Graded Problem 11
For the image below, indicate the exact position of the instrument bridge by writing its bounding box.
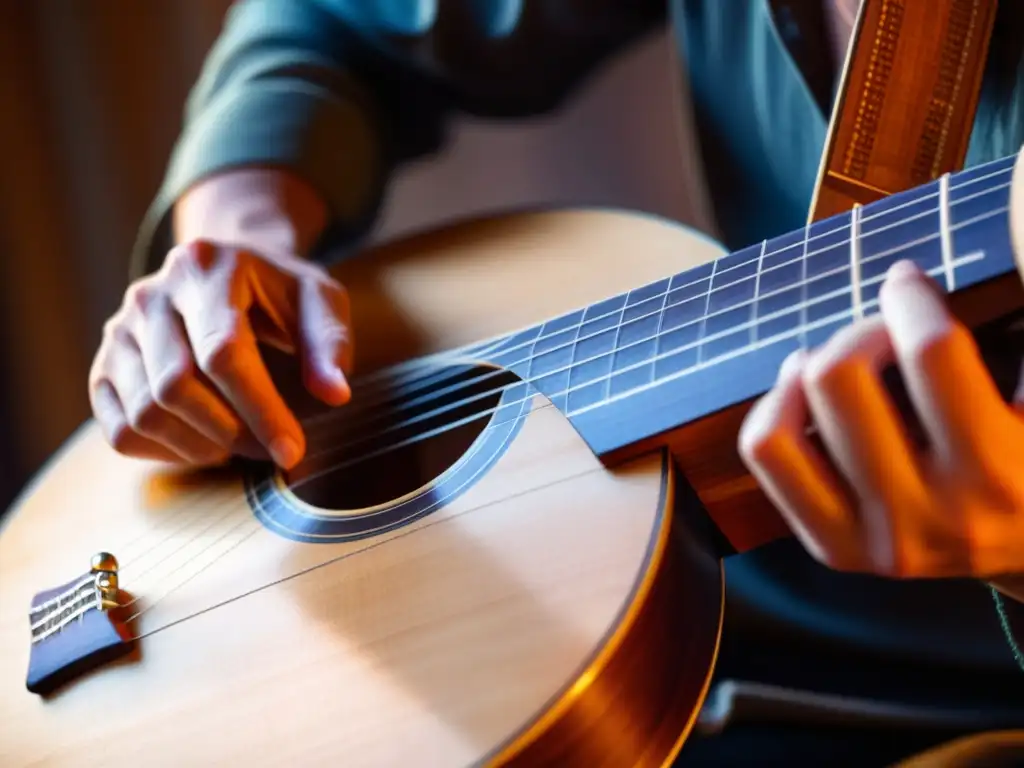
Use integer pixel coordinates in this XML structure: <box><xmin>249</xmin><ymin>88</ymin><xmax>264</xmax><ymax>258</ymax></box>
<box><xmin>26</xmin><ymin>552</ymin><xmax>134</xmax><ymax>695</ymax></box>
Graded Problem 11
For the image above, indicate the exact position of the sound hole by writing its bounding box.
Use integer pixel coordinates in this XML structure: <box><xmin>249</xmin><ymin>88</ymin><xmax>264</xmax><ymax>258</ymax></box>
<box><xmin>285</xmin><ymin>364</ymin><xmax>520</xmax><ymax>511</ymax></box>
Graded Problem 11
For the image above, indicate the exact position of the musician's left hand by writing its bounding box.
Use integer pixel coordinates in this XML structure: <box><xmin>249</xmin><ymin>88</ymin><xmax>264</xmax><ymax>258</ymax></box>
<box><xmin>738</xmin><ymin>146</ymin><xmax>1024</xmax><ymax>596</ymax></box>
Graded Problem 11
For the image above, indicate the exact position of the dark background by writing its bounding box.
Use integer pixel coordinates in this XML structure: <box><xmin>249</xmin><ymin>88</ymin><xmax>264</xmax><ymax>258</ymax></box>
<box><xmin>0</xmin><ymin>1</ymin><xmax>233</xmax><ymax>515</ymax></box>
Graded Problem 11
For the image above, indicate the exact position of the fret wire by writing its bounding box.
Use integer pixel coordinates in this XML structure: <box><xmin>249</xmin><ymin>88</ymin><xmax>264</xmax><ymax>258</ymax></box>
<box><xmin>750</xmin><ymin>238</ymin><xmax>767</xmax><ymax>344</ymax></box>
<box><xmin>696</xmin><ymin>257</ymin><xmax>719</xmax><ymax>364</ymax></box>
<box><xmin>499</xmin><ymin>196</ymin><xmax>1012</xmax><ymax>410</ymax></box>
<box><xmin>513</xmin><ymin>198</ymin><xmax>1010</xmax><ymax>417</ymax></box>
<box><xmin>487</xmin><ymin>226</ymin><xmax>996</xmax><ymax>427</ymax></box>
<box><xmin>668</xmin><ymin>160</ymin><xmax>1012</xmax><ymax>311</ymax></box>
<box><xmin>555</xmin><ymin>205</ymin><xmax>1006</xmax><ymax>412</ymax></box>
<box><xmin>607</xmin><ymin>289</ymin><xmax>633</xmax><ymax>400</ymax></box>
<box><xmin>669</xmin><ymin>175</ymin><xmax>1007</xmax><ymax>320</ymax></box>
<box><xmin>359</xmin><ymin>246</ymin><xmax>990</xmax><ymax>453</ymax></box>
<box><xmin>526</xmin><ymin>321</ymin><xmax>546</xmax><ymax>382</ymax></box>
<box><xmin>49</xmin><ymin>158</ymin><xmax>1017</xmax><ymax>644</ymax></box>
<box><xmin>370</xmin><ymin>158</ymin><xmax>1014</xmax><ymax>389</ymax></box>
<box><xmin>313</xmin><ymin>165</ymin><xmax>1015</xmax><ymax>461</ymax></box>
<box><xmin>568</xmin><ymin>308</ymin><xmax>585</xmax><ymax>384</ymax></box>
<box><xmin>341</xmin><ymin>253</ymin><xmax>986</xmax><ymax>456</ymax></box>
<box><xmin>241</xmin><ymin>212</ymin><xmax>1004</xmax><ymax>493</ymax></box>
<box><xmin>565</xmin><ymin>249</ymin><xmax>990</xmax><ymax>418</ymax></box>
<box><xmin>652</xmin><ymin>277</ymin><xmax>672</xmax><ymax>384</ymax></box>
<box><xmin>939</xmin><ymin>172</ymin><xmax>956</xmax><ymax>291</ymax></box>
<box><xmin>850</xmin><ymin>204</ymin><xmax>864</xmax><ymax>320</ymax></box>
<box><xmin>339</xmin><ymin>160</ymin><xmax>1013</xmax><ymax>432</ymax></box>
<box><xmin>566</xmin><ymin>179</ymin><xmax>1009</xmax><ymax>378</ymax></box>
<box><xmin>487</xmin><ymin>167</ymin><xmax>1014</xmax><ymax>379</ymax></box>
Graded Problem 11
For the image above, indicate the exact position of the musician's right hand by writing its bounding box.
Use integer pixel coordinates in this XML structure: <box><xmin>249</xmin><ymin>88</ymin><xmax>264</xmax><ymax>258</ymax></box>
<box><xmin>88</xmin><ymin>170</ymin><xmax>347</xmax><ymax>471</ymax></box>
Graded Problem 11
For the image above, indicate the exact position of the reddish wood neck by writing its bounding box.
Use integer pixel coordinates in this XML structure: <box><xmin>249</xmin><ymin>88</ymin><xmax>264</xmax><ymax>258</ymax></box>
<box><xmin>808</xmin><ymin>0</ymin><xmax>997</xmax><ymax>221</ymax></box>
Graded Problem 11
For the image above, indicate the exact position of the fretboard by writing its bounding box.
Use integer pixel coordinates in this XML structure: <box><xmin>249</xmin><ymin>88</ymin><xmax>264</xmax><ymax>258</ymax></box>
<box><xmin>482</xmin><ymin>152</ymin><xmax>1018</xmax><ymax>456</ymax></box>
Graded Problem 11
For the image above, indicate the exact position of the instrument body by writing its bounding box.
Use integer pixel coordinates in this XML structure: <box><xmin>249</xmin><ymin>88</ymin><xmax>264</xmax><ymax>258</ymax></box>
<box><xmin>4</xmin><ymin>3</ymin><xmax>1019</xmax><ymax>763</ymax></box>
<box><xmin>2</xmin><ymin>148</ymin><xmax>1022</xmax><ymax>763</ymax></box>
<box><xmin>0</xmin><ymin>210</ymin><xmax>728</xmax><ymax>767</ymax></box>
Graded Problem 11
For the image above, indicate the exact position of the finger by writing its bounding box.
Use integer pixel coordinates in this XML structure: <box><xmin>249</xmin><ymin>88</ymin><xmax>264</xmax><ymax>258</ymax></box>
<box><xmin>801</xmin><ymin>314</ymin><xmax>926</xmax><ymax>519</ymax></box>
<box><xmin>1010</xmin><ymin>143</ymin><xmax>1024</xmax><ymax>289</ymax></box>
<box><xmin>298</xmin><ymin>277</ymin><xmax>353</xmax><ymax>406</ymax></box>
<box><xmin>90</xmin><ymin>378</ymin><xmax>182</xmax><ymax>463</ymax></box>
<box><xmin>879</xmin><ymin>259</ymin><xmax>1013</xmax><ymax>465</ymax></box>
<box><xmin>168</xmin><ymin>244</ymin><xmax>305</xmax><ymax>468</ymax></box>
<box><xmin>739</xmin><ymin>349</ymin><xmax>861</xmax><ymax>569</ymax></box>
<box><xmin>106</xmin><ymin>333</ymin><xmax>231</xmax><ymax>465</ymax></box>
<box><xmin>128</xmin><ymin>289</ymin><xmax>243</xmax><ymax>449</ymax></box>
<box><xmin>1016</xmin><ymin>359</ymin><xmax>1024</xmax><ymax>411</ymax></box>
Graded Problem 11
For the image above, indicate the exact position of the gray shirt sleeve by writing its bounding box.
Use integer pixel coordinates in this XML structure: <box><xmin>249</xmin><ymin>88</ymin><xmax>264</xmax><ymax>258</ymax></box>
<box><xmin>129</xmin><ymin>0</ymin><xmax>665</xmax><ymax>278</ymax></box>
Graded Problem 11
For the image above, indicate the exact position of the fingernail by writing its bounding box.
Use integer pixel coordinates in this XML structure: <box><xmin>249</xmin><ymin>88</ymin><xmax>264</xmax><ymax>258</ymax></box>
<box><xmin>323</xmin><ymin>364</ymin><xmax>351</xmax><ymax>404</ymax></box>
<box><xmin>328</xmin><ymin>364</ymin><xmax>349</xmax><ymax>388</ymax></box>
<box><xmin>887</xmin><ymin>259</ymin><xmax>922</xmax><ymax>281</ymax></box>
<box><xmin>779</xmin><ymin>348</ymin><xmax>807</xmax><ymax>381</ymax></box>
<box><xmin>269</xmin><ymin>435</ymin><xmax>302</xmax><ymax>469</ymax></box>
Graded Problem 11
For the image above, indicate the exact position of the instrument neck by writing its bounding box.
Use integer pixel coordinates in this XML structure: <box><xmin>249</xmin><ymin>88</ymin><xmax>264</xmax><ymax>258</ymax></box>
<box><xmin>479</xmin><ymin>153</ymin><xmax>1019</xmax><ymax>553</ymax></box>
<box><xmin>563</xmin><ymin>155</ymin><xmax>1016</xmax><ymax>439</ymax></box>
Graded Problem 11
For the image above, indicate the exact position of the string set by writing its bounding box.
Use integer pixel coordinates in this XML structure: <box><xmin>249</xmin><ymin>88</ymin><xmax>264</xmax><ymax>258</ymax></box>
<box><xmin>297</xmin><ymin>171</ymin><xmax>1012</xmax><ymax>453</ymax></box>
<box><xmin>50</xmin><ymin>156</ymin><xmax>1015</xmax><ymax>640</ymax></box>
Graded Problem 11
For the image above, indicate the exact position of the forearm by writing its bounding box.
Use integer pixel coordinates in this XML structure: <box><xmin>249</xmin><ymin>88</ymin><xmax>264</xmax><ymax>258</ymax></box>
<box><xmin>173</xmin><ymin>168</ymin><xmax>329</xmax><ymax>258</ymax></box>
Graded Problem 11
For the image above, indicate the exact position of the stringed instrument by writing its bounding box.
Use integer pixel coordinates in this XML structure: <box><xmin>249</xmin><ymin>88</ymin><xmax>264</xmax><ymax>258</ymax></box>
<box><xmin>1</xmin><ymin>2</ymin><xmax>1019</xmax><ymax>766</ymax></box>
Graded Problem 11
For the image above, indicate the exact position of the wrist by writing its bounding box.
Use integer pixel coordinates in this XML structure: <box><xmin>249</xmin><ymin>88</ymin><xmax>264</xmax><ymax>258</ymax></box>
<box><xmin>172</xmin><ymin>167</ymin><xmax>329</xmax><ymax>259</ymax></box>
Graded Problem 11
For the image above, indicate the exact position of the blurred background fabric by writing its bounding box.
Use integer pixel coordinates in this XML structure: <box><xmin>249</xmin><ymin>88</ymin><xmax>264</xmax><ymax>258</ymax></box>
<box><xmin>0</xmin><ymin>0</ymin><xmax>715</xmax><ymax>516</ymax></box>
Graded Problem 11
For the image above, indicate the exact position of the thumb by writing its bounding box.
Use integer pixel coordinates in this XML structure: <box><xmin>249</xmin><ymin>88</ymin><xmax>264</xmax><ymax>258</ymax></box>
<box><xmin>298</xmin><ymin>277</ymin><xmax>353</xmax><ymax>406</ymax></box>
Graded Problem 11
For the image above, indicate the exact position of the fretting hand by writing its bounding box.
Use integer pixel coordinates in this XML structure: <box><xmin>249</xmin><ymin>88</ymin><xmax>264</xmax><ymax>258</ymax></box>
<box><xmin>739</xmin><ymin>145</ymin><xmax>1024</xmax><ymax>586</ymax></box>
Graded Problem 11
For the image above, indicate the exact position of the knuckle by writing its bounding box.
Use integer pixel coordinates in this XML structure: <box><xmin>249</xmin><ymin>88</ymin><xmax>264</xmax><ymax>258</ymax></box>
<box><xmin>801</xmin><ymin>347</ymin><xmax>843</xmax><ymax>391</ymax></box>
<box><xmin>800</xmin><ymin>529</ymin><xmax>864</xmax><ymax>573</ymax></box>
<box><xmin>907</xmin><ymin>322</ymin><xmax>964</xmax><ymax>369</ymax></box>
<box><xmin>167</xmin><ymin>239</ymin><xmax>217</xmax><ymax>270</ymax></box>
<box><xmin>738</xmin><ymin>419</ymin><xmax>781</xmax><ymax>468</ymax></box>
<box><xmin>165</xmin><ymin>239</ymin><xmax>244</xmax><ymax>281</ymax></box>
<box><xmin>124</xmin><ymin>280</ymin><xmax>161</xmax><ymax>314</ymax></box>
<box><xmin>195</xmin><ymin>314</ymin><xmax>247</xmax><ymax>375</ymax></box>
<box><xmin>294</xmin><ymin>258</ymin><xmax>330</xmax><ymax>281</ymax></box>
<box><xmin>323</xmin><ymin>278</ymin><xmax>350</xmax><ymax>308</ymax></box>
<box><xmin>305</xmin><ymin>271</ymin><xmax>346</xmax><ymax>301</ymax></box>
<box><xmin>124</xmin><ymin>393</ymin><xmax>162</xmax><ymax>434</ymax></box>
<box><xmin>87</xmin><ymin>364</ymin><xmax>107</xmax><ymax>394</ymax></box>
<box><xmin>317</xmin><ymin>320</ymin><xmax>351</xmax><ymax>349</ymax></box>
<box><xmin>107</xmin><ymin>423</ymin><xmax>137</xmax><ymax>456</ymax></box>
<box><xmin>102</xmin><ymin>314</ymin><xmax>126</xmax><ymax>340</ymax></box>
<box><xmin>89</xmin><ymin>338</ymin><xmax>114</xmax><ymax>380</ymax></box>
<box><xmin>105</xmin><ymin>323</ymin><xmax>133</xmax><ymax>347</ymax></box>
<box><xmin>152</xmin><ymin>361</ymin><xmax>194</xmax><ymax>406</ymax></box>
